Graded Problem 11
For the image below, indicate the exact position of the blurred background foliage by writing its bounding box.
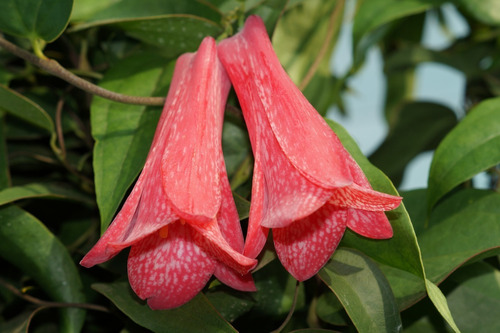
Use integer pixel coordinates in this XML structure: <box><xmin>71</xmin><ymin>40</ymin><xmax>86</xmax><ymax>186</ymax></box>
<box><xmin>0</xmin><ymin>0</ymin><xmax>499</xmax><ymax>332</ymax></box>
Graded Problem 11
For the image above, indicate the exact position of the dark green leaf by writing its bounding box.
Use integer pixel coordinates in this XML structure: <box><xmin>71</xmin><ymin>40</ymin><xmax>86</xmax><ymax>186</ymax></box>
<box><xmin>447</xmin><ymin>262</ymin><xmax>500</xmax><ymax>333</ymax></box>
<box><xmin>93</xmin><ymin>281</ymin><xmax>237</xmax><ymax>333</ymax></box>
<box><xmin>246</xmin><ymin>0</ymin><xmax>289</xmax><ymax>36</ymax></box>
<box><xmin>0</xmin><ymin>205</ymin><xmax>85</xmax><ymax>332</ymax></box>
<box><xmin>115</xmin><ymin>16</ymin><xmax>224</xmax><ymax>58</ymax></box>
<box><xmin>0</xmin><ymin>0</ymin><xmax>73</xmax><ymax>42</ymax></box>
<box><xmin>0</xmin><ymin>84</ymin><xmax>54</xmax><ymax>133</ymax></box>
<box><xmin>319</xmin><ymin>248</ymin><xmax>402</xmax><ymax>333</ymax></box>
<box><xmin>0</xmin><ymin>182</ymin><xmax>94</xmax><ymax>206</ymax></box>
<box><xmin>0</xmin><ymin>115</ymin><xmax>9</xmax><ymax>189</ymax></box>
<box><xmin>205</xmin><ymin>287</ymin><xmax>255</xmax><ymax>322</ymax></box>
<box><xmin>315</xmin><ymin>292</ymin><xmax>348</xmax><ymax>326</ymax></box>
<box><xmin>222</xmin><ymin>120</ymin><xmax>251</xmax><ymax>177</ymax></box>
<box><xmin>92</xmin><ymin>53</ymin><xmax>174</xmax><ymax>232</ymax></box>
<box><xmin>428</xmin><ymin>97</ymin><xmax>500</xmax><ymax>209</ymax></box>
<box><xmin>369</xmin><ymin>101</ymin><xmax>457</xmax><ymax>187</ymax></box>
<box><xmin>419</xmin><ymin>189</ymin><xmax>500</xmax><ymax>283</ymax></box>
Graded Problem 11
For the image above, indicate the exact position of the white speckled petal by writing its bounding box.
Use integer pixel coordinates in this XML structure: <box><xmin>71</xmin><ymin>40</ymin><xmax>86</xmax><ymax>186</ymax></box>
<box><xmin>161</xmin><ymin>37</ymin><xmax>231</xmax><ymax>223</ymax></box>
<box><xmin>273</xmin><ymin>204</ymin><xmax>348</xmax><ymax>281</ymax></box>
<box><xmin>347</xmin><ymin>209</ymin><xmax>393</xmax><ymax>239</ymax></box>
<box><xmin>128</xmin><ymin>222</ymin><xmax>216</xmax><ymax>310</ymax></box>
<box><xmin>329</xmin><ymin>184</ymin><xmax>402</xmax><ymax>211</ymax></box>
<box><xmin>218</xmin><ymin>15</ymin><xmax>352</xmax><ymax>190</ymax></box>
<box><xmin>214</xmin><ymin>156</ymin><xmax>256</xmax><ymax>290</ymax></box>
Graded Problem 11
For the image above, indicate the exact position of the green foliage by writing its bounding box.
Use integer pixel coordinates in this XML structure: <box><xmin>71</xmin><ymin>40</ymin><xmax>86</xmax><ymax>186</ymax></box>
<box><xmin>0</xmin><ymin>0</ymin><xmax>499</xmax><ymax>331</ymax></box>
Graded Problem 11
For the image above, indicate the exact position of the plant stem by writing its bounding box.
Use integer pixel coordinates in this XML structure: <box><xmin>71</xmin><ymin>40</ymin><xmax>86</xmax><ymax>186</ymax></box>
<box><xmin>0</xmin><ymin>35</ymin><xmax>166</xmax><ymax>106</ymax></box>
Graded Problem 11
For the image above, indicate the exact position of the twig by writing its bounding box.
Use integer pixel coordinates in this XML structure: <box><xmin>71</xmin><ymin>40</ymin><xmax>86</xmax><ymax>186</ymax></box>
<box><xmin>0</xmin><ymin>35</ymin><xmax>166</xmax><ymax>106</ymax></box>
<box><xmin>0</xmin><ymin>278</ymin><xmax>110</xmax><ymax>313</ymax></box>
<box><xmin>298</xmin><ymin>0</ymin><xmax>344</xmax><ymax>91</ymax></box>
<box><xmin>271</xmin><ymin>280</ymin><xmax>301</xmax><ymax>333</ymax></box>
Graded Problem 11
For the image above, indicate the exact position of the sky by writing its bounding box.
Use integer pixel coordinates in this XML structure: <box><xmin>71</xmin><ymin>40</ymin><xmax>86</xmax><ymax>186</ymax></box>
<box><xmin>327</xmin><ymin>2</ymin><xmax>472</xmax><ymax>191</ymax></box>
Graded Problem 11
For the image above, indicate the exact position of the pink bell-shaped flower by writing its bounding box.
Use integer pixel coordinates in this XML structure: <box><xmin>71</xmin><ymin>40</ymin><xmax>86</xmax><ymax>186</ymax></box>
<box><xmin>81</xmin><ymin>37</ymin><xmax>257</xmax><ymax>309</ymax></box>
<box><xmin>218</xmin><ymin>16</ymin><xmax>402</xmax><ymax>281</ymax></box>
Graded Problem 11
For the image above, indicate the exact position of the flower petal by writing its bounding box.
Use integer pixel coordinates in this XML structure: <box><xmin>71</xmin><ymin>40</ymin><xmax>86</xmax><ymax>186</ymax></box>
<box><xmin>191</xmin><ymin>219</ymin><xmax>257</xmax><ymax>275</ymax></box>
<box><xmin>329</xmin><ymin>184</ymin><xmax>402</xmax><ymax>211</ymax></box>
<box><xmin>218</xmin><ymin>15</ymin><xmax>352</xmax><ymax>190</ymax></box>
<box><xmin>347</xmin><ymin>209</ymin><xmax>393</xmax><ymax>239</ymax></box>
<box><xmin>162</xmin><ymin>37</ymin><xmax>231</xmax><ymax>223</ymax></box>
<box><xmin>128</xmin><ymin>222</ymin><xmax>216</xmax><ymax>310</ymax></box>
<box><xmin>273</xmin><ymin>204</ymin><xmax>348</xmax><ymax>281</ymax></box>
<box><xmin>214</xmin><ymin>156</ymin><xmax>256</xmax><ymax>291</ymax></box>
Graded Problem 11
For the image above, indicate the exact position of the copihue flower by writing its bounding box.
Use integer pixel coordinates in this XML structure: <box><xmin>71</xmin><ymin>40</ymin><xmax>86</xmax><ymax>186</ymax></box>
<box><xmin>81</xmin><ymin>37</ymin><xmax>257</xmax><ymax>309</ymax></box>
<box><xmin>218</xmin><ymin>16</ymin><xmax>402</xmax><ymax>281</ymax></box>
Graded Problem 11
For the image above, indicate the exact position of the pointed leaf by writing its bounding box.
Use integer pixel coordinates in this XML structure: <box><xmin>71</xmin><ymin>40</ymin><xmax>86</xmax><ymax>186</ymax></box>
<box><xmin>0</xmin><ymin>0</ymin><xmax>73</xmax><ymax>42</ymax></box>
<box><xmin>93</xmin><ymin>281</ymin><xmax>237</xmax><ymax>333</ymax></box>
<box><xmin>319</xmin><ymin>248</ymin><xmax>402</xmax><ymax>333</ymax></box>
<box><xmin>0</xmin><ymin>182</ymin><xmax>94</xmax><ymax>206</ymax></box>
<box><xmin>428</xmin><ymin>97</ymin><xmax>500</xmax><ymax>209</ymax></box>
<box><xmin>91</xmin><ymin>53</ymin><xmax>174</xmax><ymax>232</ymax></box>
<box><xmin>0</xmin><ymin>205</ymin><xmax>85</xmax><ymax>332</ymax></box>
<box><xmin>0</xmin><ymin>84</ymin><xmax>54</xmax><ymax>133</ymax></box>
<box><xmin>425</xmin><ymin>279</ymin><xmax>460</xmax><ymax>333</ymax></box>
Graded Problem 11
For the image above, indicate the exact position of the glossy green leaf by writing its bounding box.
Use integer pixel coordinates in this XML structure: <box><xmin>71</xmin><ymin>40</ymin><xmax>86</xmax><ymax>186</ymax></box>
<box><xmin>0</xmin><ymin>182</ymin><xmax>94</xmax><ymax>206</ymax></box>
<box><xmin>0</xmin><ymin>0</ymin><xmax>73</xmax><ymax>42</ymax></box>
<box><xmin>447</xmin><ymin>262</ymin><xmax>500</xmax><ymax>333</ymax></box>
<box><xmin>369</xmin><ymin>101</ymin><xmax>457</xmax><ymax>187</ymax></box>
<box><xmin>319</xmin><ymin>248</ymin><xmax>402</xmax><ymax>333</ymax></box>
<box><xmin>0</xmin><ymin>205</ymin><xmax>85</xmax><ymax>332</ymax></box>
<box><xmin>93</xmin><ymin>281</ymin><xmax>237</xmax><ymax>333</ymax></box>
<box><xmin>419</xmin><ymin>189</ymin><xmax>500</xmax><ymax>283</ymax></box>
<box><xmin>453</xmin><ymin>0</ymin><xmax>500</xmax><ymax>25</ymax></box>
<box><xmin>222</xmin><ymin>121</ymin><xmax>251</xmax><ymax>177</ymax></box>
<box><xmin>428</xmin><ymin>97</ymin><xmax>500</xmax><ymax>209</ymax></box>
<box><xmin>0</xmin><ymin>84</ymin><xmax>54</xmax><ymax>133</ymax></box>
<box><xmin>327</xmin><ymin>119</ymin><xmax>426</xmax><ymax>309</ymax></box>
<box><xmin>246</xmin><ymin>0</ymin><xmax>289</xmax><ymax>36</ymax></box>
<box><xmin>92</xmin><ymin>53</ymin><xmax>174</xmax><ymax>232</ymax></box>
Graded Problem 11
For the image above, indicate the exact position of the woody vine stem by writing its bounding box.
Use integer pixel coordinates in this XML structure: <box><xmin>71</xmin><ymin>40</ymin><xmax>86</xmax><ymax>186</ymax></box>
<box><xmin>0</xmin><ymin>34</ymin><xmax>166</xmax><ymax>106</ymax></box>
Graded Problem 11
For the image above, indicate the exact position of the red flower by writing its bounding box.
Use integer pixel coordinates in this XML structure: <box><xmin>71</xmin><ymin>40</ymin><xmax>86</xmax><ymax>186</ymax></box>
<box><xmin>218</xmin><ymin>16</ymin><xmax>402</xmax><ymax>281</ymax></box>
<box><xmin>81</xmin><ymin>37</ymin><xmax>257</xmax><ymax>309</ymax></box>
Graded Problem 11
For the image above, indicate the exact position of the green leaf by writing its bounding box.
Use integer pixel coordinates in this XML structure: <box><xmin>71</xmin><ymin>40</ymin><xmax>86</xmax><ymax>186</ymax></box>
<box><xmin>453</xmin><ymin>0</ymin><xmax>500</xmax><ymax>25</ymax></box>
<box><xmin>315</xmin><ymin>292</ymin><xmax>348</xmax><ymax>326</ymax></box>
<box><xmin>0</xmin><ymin>0</ymin><xmax>73</xmax><ymax>42</ymax></box>
<box><xmin>93</xmin><ymin>281</ymin><xmax>237</xmax><ymax>333</ymax></box>
<box><xmin>425</xmin><ymin>279</ymin><xmax>460</xmax><ymax>333</ymax></box>
<box><xmin>0</xmin><ymin>115</ymin><xmax>10</xmax><ymax>190</ymax></box>
<box><xmin>419</xmin><ymin>189</ymin><xmax>500</xmax><ymax>283</ymax></box>
<box><xmin>273</xmin><ymin>0</ymin><xmax>342</xmax><ymax>85</ymax></box>
<box><xmin>222</xmin><ymin>121</ymin><xmax>251</xmax><ymax>177</ymax></box>
<box><xmin>0</xmin><ymin>84</ymin><xmax>54</xmax><ymax>133</ymax></box>
<box><xmin>115</xmin><ymin>16</ymin><xmax>224</xmax><ymax>59</ymax></box>
<box><xmin>92</xmin><ymin>53</ymin><xmax>174</xmax><ymax>232</ymax></box>
<box><xmin>0</xmin><ymin>205</ymin><xmax>85</xmax><ymax>332</ymax></box>
<box><xmin>369</xmin><ymin>101</ymin><xmax>457</xmax><ymax>187</ymax></box>
<box><xmin>205</xmin><ymin>287</ymin><xmax>255</xmax><ymax>322</ymax></box>
<box><xmin>327</xmin><ymin>119</ymin><xmax>427</xmax><ymax>309</ymax></box>
<box><xmin>71</xmin><ymin>0</ymin><xmax>220</xmax><ymax>24</ymax></box>
<box><xmin>353</xmin><ymin>0</ymin><xmax>444</xmax><ymax>66</ymax></box>
<box><xmin>319</xmin><ymin>248</ymin><xmax>402</xmax><ymax>333</ymax></box>
<box><xmin>428</xmin><ymin>97</ymin><xmax>500</xmax><ymax>209</ymax></box>
<box><xmin>447</xmin><ymin>262</ymin><xmax>500</xmax><ymax>333</ymax></box>
<box><xmin>246</xmin><ymin>0</ymin><xmax>289</xmax><ymax>36</ymax></box>
<box><xmin>0</xmin><ymin>182</ymin><xmax>94</xmax><ymax>206</ymax></box>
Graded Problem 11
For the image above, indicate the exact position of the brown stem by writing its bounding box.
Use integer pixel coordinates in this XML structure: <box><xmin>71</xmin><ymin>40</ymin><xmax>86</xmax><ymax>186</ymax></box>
<box><xmin>298</xmin><ymin>0</ymin><xmax>345</xmax><ymax>91</ymax></box>
<box><xmin>0</xmin><ymin>278</ymin><xmax>110</xmax><ymax>313</ymax></box>
<box><xmin>0</xmin><ymin>35</ymin><xmax>165</xmax><ymax>106</ymax></box>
